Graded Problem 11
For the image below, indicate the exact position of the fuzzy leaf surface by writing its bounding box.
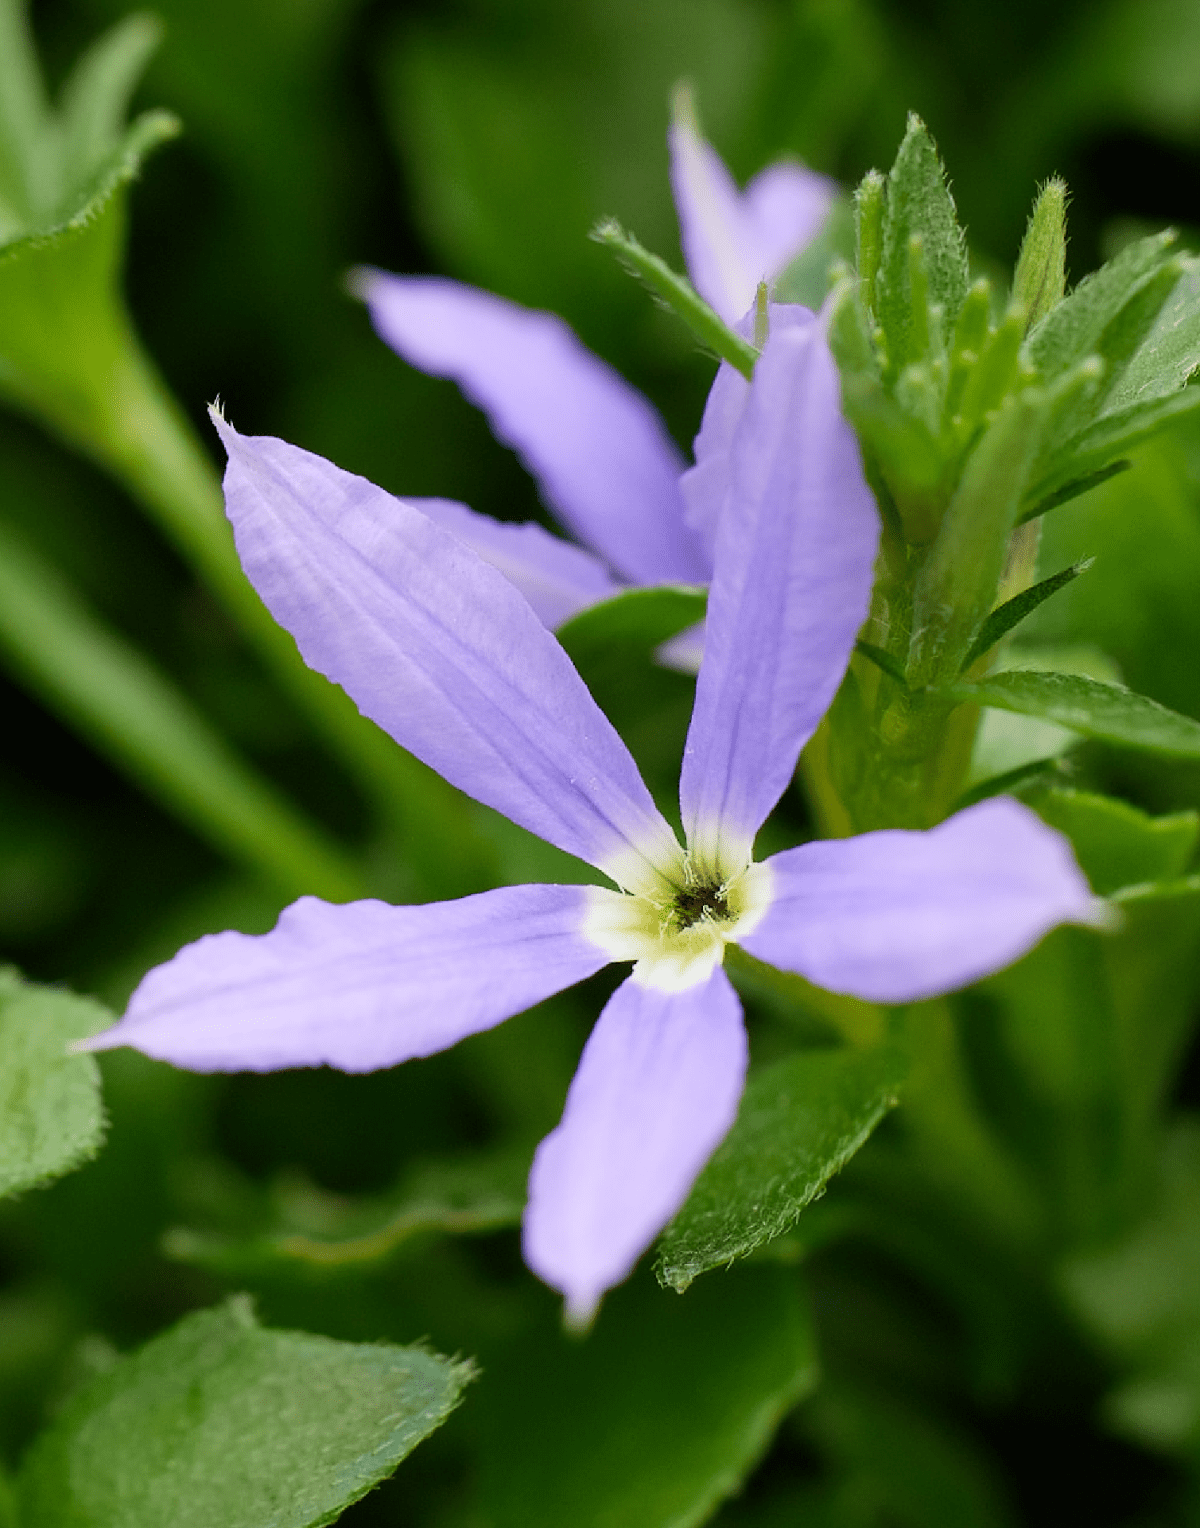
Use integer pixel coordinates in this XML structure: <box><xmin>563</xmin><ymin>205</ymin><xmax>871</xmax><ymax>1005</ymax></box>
<box><xmin>657</xmin><ymin>1042</ymin><xmax>906</xmax><ymax>1291</ymax></box>
<box><xmin>949</xmin><ymin>669</ymin><xmax>1200</xmax><ymax>758</ymax></box>
<box><xmin>0</xmin><ymin>969</ymin><xmax>109</xmax><ymax>1199</ymax></box>
<box><xmin>17</xmin><ymin>1297</ymin><xmax>473</xmax><ymax>1528</ymax></box>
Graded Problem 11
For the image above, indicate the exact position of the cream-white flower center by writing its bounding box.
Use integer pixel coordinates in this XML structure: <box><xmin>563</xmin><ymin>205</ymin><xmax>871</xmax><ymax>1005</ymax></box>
<box><xmin>583</xmin><ymin>858</ymin><xmax>774</xmax><ymax>992</ymax></box>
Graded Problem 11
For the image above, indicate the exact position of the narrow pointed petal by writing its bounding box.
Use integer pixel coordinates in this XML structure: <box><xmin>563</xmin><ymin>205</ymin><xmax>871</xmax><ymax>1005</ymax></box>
<box><xmin>81</xmin><ymin>885</ymin><xmax>611</xmax><ymax>1072</ymax></box>
<box><xmin>523</xmin><ymin>967</ymin><xmax>747</xmax><ymax>1323</ymax></box>
<box><xmin>681</xmin><ymin>303</ymin><xmax>815</xmax><ymax>559</ymax></box>
<box><xmin>669</xmin><ymin>117</ymin><xmax>835</xmax><ymax>325</ymax></box>
<box><xmin>355</xmin><ymin>271</ymin><xmax>708</xmax><ymax>585</ymax></box>
<box><xmin>213</xmin><ymin>419</ymin><xmax>681</xmax><ymax>894</ymax></box>
<box><xmin>679</xmin><ymin>321</ymin><xmax>879</xmax><ymax>874</ymax></box>
<box><xmin>740</xmin><ymin>798</ymin><xmax>1100</xmax><ymax>1003</ymax></box>
<box><xmin>410</xmin><ymin>497</ymin><xmax>619</xmax><ymax>628</ymax></box>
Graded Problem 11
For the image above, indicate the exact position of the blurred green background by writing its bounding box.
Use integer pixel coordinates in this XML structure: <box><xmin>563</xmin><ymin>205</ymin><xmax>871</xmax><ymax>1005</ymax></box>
<box><xmin>6</xmin><ymin>0</ymin><xmax>1200</xmax><ymax>1523</ymax></box>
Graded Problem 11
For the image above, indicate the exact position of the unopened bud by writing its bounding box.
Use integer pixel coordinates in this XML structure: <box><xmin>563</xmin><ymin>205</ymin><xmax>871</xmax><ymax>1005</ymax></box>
<box><xmin>1013</xmin><ymin>178</ymin><xmax>1068</xmax><ymax>331</ymax></box>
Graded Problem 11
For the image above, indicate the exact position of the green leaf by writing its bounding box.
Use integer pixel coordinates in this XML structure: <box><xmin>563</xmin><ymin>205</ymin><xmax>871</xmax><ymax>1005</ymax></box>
<box><xmin>909</xmin><ymin>387</ymin><xmax>1049</xmax><ymax>686</ymax></box>
<box><xmin>875</xmin><ymin>114</ymin><xmax>969</xmax><ymax>375</ymax></box>
<box><xmin>1016</xmin><ymin>459</ymin><xmax>1131</xmax><ymax>524</ymax></box>
<box><xmin>657</xmin><ymin>1043</ymin><xmax>906</xmax><ymax>1292</ymax></box>
<box><xmin>166</xmin><ymin>1147</ymin><xmax>528</xmax><ymax>1276</ymax></box>
<box><xmin>947</xmin><ymin>668</ymin><xmax>1200</xmax><ymax>758</ymax></box>
<box><xmin>16</xmin><ymin>1296</ymin><xmax>474</xmax><ymax>1528</ymax></box>
<box><xmin>1104</xmin><ymin>258</ymin><xmax>1200</xmax><ymax>413</ymax></box>
<box><xmin>0</xmin><ymin>0</ymin><xmax>50</xmax><ymax>238</ymax></box>
<box><xmin>1025</xmin><ymin>230</ymin><xmax>1178</xmax><ymax>381</ymax></box>
<box><xmin>557</xmin><ymin>584</ymin><xmax>707</xmax><ymax>677</ymax></box>
<box><xmin>0</xmin><ymin>968</ymin><xmax>109</xmax><ymax>1199</ymax></box>
<box><xmin>57</xmin><ymin>15</ymin><xmax>165</xmax><ymax>210</ymax></box>
<box><xmin>1012</xmin><ymin>178</ymin><xmax>1067</xmax><ymax>330</ymax></box>
<box><xmin>590</xmin><ymin>217</ymin><xmax>757</xmax><ymax>379</ymax></box>
<box><xmin>961</xmin><ymin>559</ymin><xmax>1091</xmax><ymax>670</ymax></box>
<box><xmin>1029</xmin><ymin>787</ymin><xmax>1197</xmax><ymax>896</ymax></box>
<box><xmin>478</xmin><ymin>1266</ymin><xmax>817</xmax><ymax>1528</ymax></box>
<box><xmin>0</xmin><ymin>517</ymin><xmax>363</xmax><ymax>900</ymax></box>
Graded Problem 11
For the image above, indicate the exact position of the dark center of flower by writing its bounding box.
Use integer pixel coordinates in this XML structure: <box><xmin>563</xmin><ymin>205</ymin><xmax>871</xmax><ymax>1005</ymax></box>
<box><xmin>672</xmin><ymin>882</ymin><xmax>730</xmax><ymax>931</ymax></box>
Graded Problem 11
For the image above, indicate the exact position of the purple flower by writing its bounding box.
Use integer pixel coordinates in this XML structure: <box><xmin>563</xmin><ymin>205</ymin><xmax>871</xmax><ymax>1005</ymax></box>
<box><xmin>82</xmin><ymin>319</ymin><xmax>1095</xmax><ymax>1324</ymax></box>
<box><xmin>347</xmin><ymin>120</ymin><xmax>835</xmax><ymax>641</ymax></box>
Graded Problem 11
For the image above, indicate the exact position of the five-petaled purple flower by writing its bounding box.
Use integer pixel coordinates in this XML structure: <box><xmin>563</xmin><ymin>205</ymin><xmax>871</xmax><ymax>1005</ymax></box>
<box><xmin>83</xmin><ymin>311</ymin><xmax>1096</xmax><ymax>1325</ymax></box>
<box><xmin>347</xmin><ymin>111</ymin><xmax>836</xmax><ymax>662</ymax></box>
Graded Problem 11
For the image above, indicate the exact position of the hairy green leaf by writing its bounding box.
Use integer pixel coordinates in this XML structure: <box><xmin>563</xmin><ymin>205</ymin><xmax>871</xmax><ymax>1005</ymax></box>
<box><xmin>591</xmin><ymin>217</ymin><xmax>757</xmax><ymax>378</ymax></box>
<box><xmin>657</xmin><ymin>1042</ymin><xmax>906</xmax><ymax>1292</ymax></box>
<box><xmin>876</xmin><ymin>114</ymin><xmax>968</xmax><ymax>375</ymax></box>
<box><xmin>17</xmin><ymin>1297</ymin><xmax>473</xmax><ymax>1528</ymax></box>
<box><xmin>962</xmin><ymin>560</ymin><xmax>1092</xmax><ymax>670</ymax></box>
<box><xmin>1025</xmin><ymin>231</ymin><xmax>1177</xmax><ymax>381</ymax></box>
<box><xmin>0</xmin><ymin>968</ymin><xmax>109</xmax><ymax>1199</ymax></box>
<box><xmin>948</xmin><ymin>669</ymin><xmax>1200</xmax><ymax>758</ymax></box>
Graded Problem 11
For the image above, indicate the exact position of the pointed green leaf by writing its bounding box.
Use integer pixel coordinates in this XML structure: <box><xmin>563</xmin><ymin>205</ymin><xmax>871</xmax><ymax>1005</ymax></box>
<box><xmin>948</xmin><ymin>669</ymin><xmax>1200</xmax><ymax>758</ymax></box>
<box><xmin>1104</xmin><ymin>259</ymin><xmax>1200</xmax><ymax>413</ymax></box>
<box><xmin>1029</xmin><ymin>788</ymin><xmax>1198</xmax><ymax>896</ymax></box>
<box><xmin>57</xmin><ymin>14</ymin><xmax>164</xmax><ymax>207</ymax></box>
<box><xmin>962</xmin><ymin>559</ymin><xmax>1092</xmax><ymax>670</ymax></box>
<box><xmin>0</xmin><ymin>969</ymin><xmax>109</xmax><ymax>1199</ymax></box>
<box><xmin>909</xmin><ymin>387</ymin><xmax>1049</xmax><ymax>686</ymax></box>
<box><xmin>854</xmin><ymin>167</ymin><xmax>885</xmax><ymax>317</ymax></box>
<box><xmin>1017</xmin><ymin>459</ymin><xmax>1131</xmax><ymax>524</ymax></box>
<box><xmin>876</xmin><ymin>114</ymin><xmax>969</xmax><ymax>375</ymax></box>
<box><xmin>1025</xmin><ymin>231</ymin><xmax>1177</xmax><ymax>381</ymax></box>
<box><xmin>478</xmin><ymin>1267</ymin><xmax>817</xmax><ymax>1528</ymax></box>
<box><xmin>656</xmin><ymin>1042</ymin><xmax>906</xmax><ymax>1292</ymax></box>
<box><xmin>0</xmin><ymin>0</ymin><xmax>50</xmax><ymax>237</ymax></box>
<box><xmin>590</xmin><ymin>217</ymin><xmax>757</xmax><ymax>379</ymax></box>
<box><xmin>1012</xmin><ymin>177</ymin><xmax>1067</xmax><ymax>330</ymax></box>
<box><xmin>855</xmin><ymin>638</ymin><xmax>908</xmax><ymax>686</ymax></box>
<box><xmin>16</xmin><ymin>1297</ymin><xmax>473</xmax><ymax>1528</ymax></box>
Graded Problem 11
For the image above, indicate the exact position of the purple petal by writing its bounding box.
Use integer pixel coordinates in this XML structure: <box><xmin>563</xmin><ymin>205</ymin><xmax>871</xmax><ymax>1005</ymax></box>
<box><xmin>682</xmin><ymin>303</ymin><xmax>816</xmax><ymax>559</ymax></box>
<box><xmin>669</xmin><ymin>115</ymin><xmax>835</xmax><ymax>325</ymax></box>
<box><xmin>523</xmin><ymin>966</ymin><xmax>747</xmax><ymax>1324</ymax></box>
<box><xmin>678</xmin><ymin>320</ymin><xmax>879</xmax><ymax>875</ymax></box>
<box><xmin>355</xmin><ymin>271</ymin><xmax>708</xmax><ymax>585</ymax></box>
<box><xmin>81</xmin><ymin>885</ymin><xmax>610</xmax><ymax>1072</ymax></box>
<box><xmin>212</xmin><ymin>418</ymin><xmax>682</xmax><ymax>894</ymax></box>
<box><xmin>410</xmin><ymin>497</ymin><xmax>619</xmax><ymax>628</ymax></box>
<box><xmin>740</xmin><ymin>797</ymin><xmax>1100</xmax><ymax>1003</ymax></box>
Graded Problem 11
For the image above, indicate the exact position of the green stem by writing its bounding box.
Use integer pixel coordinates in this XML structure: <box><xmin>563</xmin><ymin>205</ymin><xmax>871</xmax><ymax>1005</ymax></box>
<box><xmin>0</xmin><ymin>517</ymin><xmax>363</xmax><ymax>901</ymax></box>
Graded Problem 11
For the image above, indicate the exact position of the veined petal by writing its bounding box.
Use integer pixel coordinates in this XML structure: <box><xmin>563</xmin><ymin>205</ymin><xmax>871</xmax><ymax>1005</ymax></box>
<box><xmin>679</xmin><ymin>321</ymin><xmax>879</xmax><ymax>875</ymax></box>
<box><xmin>681</xmin><ymin>303</ymin><xmax>815</xmax><ymax>559</ymax></box>
<box><xmin>213</xmin><ymin>419</ymin><xmax>682</xmax><ymax>894</ymax></box>
<box><xmin>523</xmin><ymin>966</ymin><xmax>747</xmax><ymax>1325</ymax></box>
<box><xmin>355</xmin><ymin>271</ymin><xmax>707</xmax><ymax>586</ymax></box>
<box><xmin>669</xmin><ymin>115</ymin><xmax>834</xmax><ymax>325</ymax></box>
<box><xmin>410</xmin><ymin>497</ymin><xmax>619</xmax><ymax>628</ymax></box>
<box><xmin>80</xmin><ymin>885</ymin><xmax>611</xmax><ymax>1072</ymax></box>
<box><xmin>739</xmin><ymin>797</ymin><xmax>1101</xmax><ymax>1003</ymax></box>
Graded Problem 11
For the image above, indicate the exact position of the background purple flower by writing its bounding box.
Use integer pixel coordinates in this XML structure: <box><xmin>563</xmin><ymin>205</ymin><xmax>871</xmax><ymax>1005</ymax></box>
<box><xmin>347</xmin><ymin>115</ymin><xmax>834</xmax><ymax>635</ymax></box>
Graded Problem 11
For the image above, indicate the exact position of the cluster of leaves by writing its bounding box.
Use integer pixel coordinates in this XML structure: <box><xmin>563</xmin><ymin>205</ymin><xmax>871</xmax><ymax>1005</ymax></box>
<box><xmin>4</xmin><ymin>0</ymin><xmax>1200</xmax><ymax>1524</ymax></box>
